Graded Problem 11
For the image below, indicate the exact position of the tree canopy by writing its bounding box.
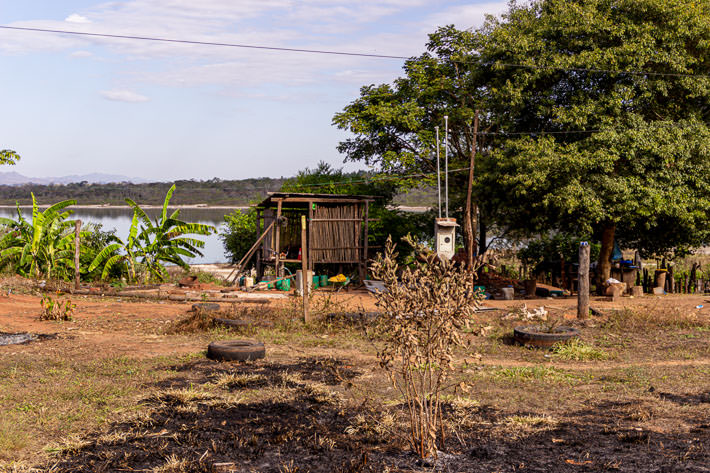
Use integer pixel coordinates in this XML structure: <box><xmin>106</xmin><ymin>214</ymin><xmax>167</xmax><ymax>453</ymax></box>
<box><xmin>334</xmin><ymin>0</ymin><xmax>710</xmax><ymax>282</ymax></box>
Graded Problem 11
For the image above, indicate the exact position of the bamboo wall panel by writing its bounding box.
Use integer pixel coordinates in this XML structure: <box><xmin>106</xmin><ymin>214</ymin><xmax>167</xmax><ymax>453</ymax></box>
<box><xmin>310</xmin><ymin>204</ymin><xmax>362</xmax><ymax>263</ymax></box>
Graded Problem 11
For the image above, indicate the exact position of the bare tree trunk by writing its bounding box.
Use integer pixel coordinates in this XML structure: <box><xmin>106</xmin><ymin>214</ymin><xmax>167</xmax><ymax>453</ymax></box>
<box><xmin>463</xmin><ymin>111</ymin><xmax>479</xmax><ymax>270</ymax></box>
<box><xmin>597</xmin><ymin>223</ymin><xmax>616</xmax><ymax>294</ymax></box>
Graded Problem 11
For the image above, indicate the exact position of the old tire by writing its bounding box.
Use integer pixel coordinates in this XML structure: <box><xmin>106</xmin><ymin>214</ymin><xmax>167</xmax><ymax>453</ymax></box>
<box><xmin>513</xmin><ymin>325</ymin><xmax>579</xmax><ymax>348</ymax></box>
<box><xmin>207</xmin><ymin>340</ymin><xmax>265</xmax><ymax>361</ymax></box>
<box><xmin>192</xmin><ymin>302</ymin><xmax>220</xmax><ymax>313</ymax></box>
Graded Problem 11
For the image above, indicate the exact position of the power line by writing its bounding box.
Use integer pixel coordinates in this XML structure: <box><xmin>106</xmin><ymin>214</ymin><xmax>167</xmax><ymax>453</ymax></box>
<box><xmin>285</xmin><ymin>120</ymin><xmax>709</xmax><ymax>190</ymax></box>
<box><xmin>0</xmin><ymin>25</ymin><xmax>410</xmax><ymax>60</ymax></box>
<box><xmin>1</xmin><ymin>25</ymin><xmax>708</xmax><ymax>79</ymax></box>
<box><xmin>284</xmin><ymin>167</ymin><xmax>470</xmax><ymax>191</ymax></box>
<box><xmin>485</xmin><ymin>62</ymin><xmax>709</xmax><ymax>79</ymax></box>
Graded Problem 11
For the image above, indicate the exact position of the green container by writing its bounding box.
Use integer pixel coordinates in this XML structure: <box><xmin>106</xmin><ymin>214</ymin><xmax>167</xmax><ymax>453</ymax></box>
<box><xmin>277</xmin><ymin>279</ymin><xmax>291</xmax><ymax>291</ymax></box>
<box><xmin>260</xmin><ymin>280</ymin><xmax>273</xmax><ymax>289</ymax></box>
<box><xmin>312</xmin><ymin>275</ymin><xmax>320</xmax><ymax>289</ymax></box>
<box><xmin>474</xmin><ymin>285</ymin><xmax>486</xmax><ymax>296</ymax></box>
<box><xmin>320</xmin><ymin>275</ymin><xmax>329</xmax><ymax>287</ymax></box>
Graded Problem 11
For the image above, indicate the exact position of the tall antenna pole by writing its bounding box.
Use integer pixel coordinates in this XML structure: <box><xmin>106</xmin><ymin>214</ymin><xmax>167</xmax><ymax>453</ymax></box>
<box><xmin>435</xmin><ymin>126</ymin><xmax>441</xmax><ymax>218</ymax></box>
<box><xmin>444</xmin><ymin>115</ymin><xmax>449</xmax><ymax>218</ymax></box>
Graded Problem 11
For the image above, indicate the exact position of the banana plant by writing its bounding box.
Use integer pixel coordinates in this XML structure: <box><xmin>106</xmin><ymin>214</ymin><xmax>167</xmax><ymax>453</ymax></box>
<box><xmin>127</xmin><ymin>184</ymin><xmax>215</xmax><ymax>282</ymax></box>
<box><xmin>90</xmin><ymin>185</ymin><xmax>214</xmax><ymax>282</ymax></box>
<box><xmin>88</xmin><ymin>211</ymin><xmax>143</xmax><ymax>282</ymax></box>
<box><xmin>0</xmin><ymin>195</ymin><xmax>77</xmax><ymax>278</ymax></box>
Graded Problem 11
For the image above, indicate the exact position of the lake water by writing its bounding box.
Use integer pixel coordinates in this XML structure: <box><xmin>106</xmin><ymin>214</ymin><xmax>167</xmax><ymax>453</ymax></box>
<box><xmin>0</xmin><ymin>207</ymin><xmax>236</xmax><ymax>264</ymax></box>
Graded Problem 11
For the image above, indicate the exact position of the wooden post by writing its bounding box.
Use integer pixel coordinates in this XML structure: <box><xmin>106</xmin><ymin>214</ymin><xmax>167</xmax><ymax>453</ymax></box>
<box><xmin>463</xmin><ymin>110</ymin><xmax>479</xmax><ymax>270</ymax></box>
<box><xmin>361</xmin><ymin>201</ymin><xmax>369</xmax><ymax>281</ymax></box>
<box><xmin>274</xmin><ymin>199</ymin><xmax>282</xmax><ymax>278</ymax></box>
<box><xmin>74</xmin><ymin>220</ymin><xmax>82</xmax><ymax>290</ymax></box>
<box><xmin>301</xmin><ymin>215</ymin><xmax>310</xmax><ymax>324</ymax></box>
<box><xmin>577</xmin><ymin>242</ymin><xmax>590</xmax><ymax>319</ymax></box>
<box><xmin>307</xmin><ymin>201</ymin><xmax>314</xmax><ymax>271</ymax></box>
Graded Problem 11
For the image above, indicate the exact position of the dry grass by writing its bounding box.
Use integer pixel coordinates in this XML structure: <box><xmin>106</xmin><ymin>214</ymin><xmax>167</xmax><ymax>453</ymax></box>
<box><xmin>164</xmin><ymin>308</ymin><xmax>215</xmax><ymax>334</ymax></box>
<box><xmin>604</xmin><ymin>307</ymin><xmax>709</xmax><ymax>332</ymax></box>
<box><xmin>1</xmin><ymin>284</ymin><xmax>709</xmax><ymax>470</ymax></box>
<box><xmin>502</xmin><ymin>414</ymin><xmax>557</xmax><ymax>429</ymax></box>
<box><xmin>551</xmin><ymin>338</ymin><xmax>610</xmax><ymax>361</ymax></box>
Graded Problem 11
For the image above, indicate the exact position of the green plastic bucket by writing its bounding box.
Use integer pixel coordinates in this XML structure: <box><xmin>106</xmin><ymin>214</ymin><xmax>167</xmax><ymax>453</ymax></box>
<box><xmin>312</xmin><ymin>275</ymin><xmax>320</xmax><ymax>289</ymax></box>
<box><xmin>277</xmin><ymin>279</ymin><xmax>291</xmax><ymax>291</ymax></box>
<box><xmin>260</xmin><ymin>280</ymin><xmax>273</xmax><ymax>289</ymax></box>
<box><xmin>319</xmin><ymin>275</ymin><xmax>329</xmax><ymax>287</ymax></box>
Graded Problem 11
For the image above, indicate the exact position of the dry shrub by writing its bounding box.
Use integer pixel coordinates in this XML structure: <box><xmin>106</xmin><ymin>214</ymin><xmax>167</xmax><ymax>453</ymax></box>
<box><xmin>165</xmin><ymin>308</ymin><xmax>214</xmax><ymax>334</ymax></box>
<box><xmin>369</xmin><ymin>236</ymin><xmax>482</xmax><ymax>459</ymax></box>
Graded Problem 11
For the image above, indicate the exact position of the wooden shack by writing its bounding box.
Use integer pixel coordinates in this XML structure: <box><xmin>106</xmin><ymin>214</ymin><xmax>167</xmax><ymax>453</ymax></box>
<box><xmin>240</xmin><ymin>192</ymin><xmax>376</xmax><ymax>281</ymax></box>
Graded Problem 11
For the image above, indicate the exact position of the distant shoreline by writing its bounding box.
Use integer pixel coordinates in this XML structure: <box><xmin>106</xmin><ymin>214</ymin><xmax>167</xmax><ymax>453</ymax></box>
<box><xmin>0</xmin><ymin>204</ymin><xmax>249</xmax><ymax>210</ymax></box>
<box><xmin>0</xmin><ymin>204</ymin><xmax>431</xmax><ymax>212</ymax></box>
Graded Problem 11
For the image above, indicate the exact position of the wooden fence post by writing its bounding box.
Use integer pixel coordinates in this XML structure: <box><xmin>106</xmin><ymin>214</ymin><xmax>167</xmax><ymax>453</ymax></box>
<box><xmin>577</xmin><ymin>242</ymin><xmax>590</xmax><ymax>319</ymax></box>
<box><xmin>74</xmin><ymin>220</ymin><xmax>82</xmax><ymax>290</ymax></box>
<box><xmin>301</xmin><ymin>215</ymin><xmax>310</xmax><ymax>324</ymax></box>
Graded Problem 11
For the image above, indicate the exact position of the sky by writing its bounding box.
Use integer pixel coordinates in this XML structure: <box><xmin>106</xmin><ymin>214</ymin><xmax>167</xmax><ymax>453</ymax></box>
<box><xmin>0</xmin><ymin>0</ymin><xmax>508</xmax><ymax>181</ymax></box>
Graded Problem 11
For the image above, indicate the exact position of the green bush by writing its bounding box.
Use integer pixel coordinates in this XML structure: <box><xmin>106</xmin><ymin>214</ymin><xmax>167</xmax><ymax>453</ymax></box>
<box><xmin>221</xmin><ymin>207</ymin><xmax>257</xmax><ymax>265</ymax></box>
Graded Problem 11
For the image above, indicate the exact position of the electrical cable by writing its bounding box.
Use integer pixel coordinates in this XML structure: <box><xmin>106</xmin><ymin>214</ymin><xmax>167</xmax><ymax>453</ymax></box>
<box><xmin>0</xmin><ymin>25</ymin><xmax>409</xmax><ymax>60</ymax></box>
<box><xmin>1</xmin><ymin>25</ymin><xmax>708</xmax><ymax>79</ymax></box>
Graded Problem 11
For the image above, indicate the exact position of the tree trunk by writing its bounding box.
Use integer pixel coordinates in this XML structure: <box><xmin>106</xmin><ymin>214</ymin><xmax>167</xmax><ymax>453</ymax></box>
<box><xmin>463</xmin><ymin>111</ymin><xmax>479</xmax><ymax>270</ymax></box>
<box><xmin>479</xmin><ymin>216</ymin><xmax>487</xmax><ymax>256</ymax></box>
<box><xmin>597</xmin><ymin>223</ymin><xmax>616</xmax><ymax>294</ymax></box>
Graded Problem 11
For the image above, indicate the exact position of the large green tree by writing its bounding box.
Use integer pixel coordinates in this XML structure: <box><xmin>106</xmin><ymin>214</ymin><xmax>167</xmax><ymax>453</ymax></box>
<box><xmin>479</xmin><ymin>0</ymin><xmax>710</xmax><ymax>284</ymax></box>
<box><xmin>335</xmin><ymin>0</ymin><xmax>710</xmax><ymax>286</ymax></box>
<box><xmin>333</xmin><ymin>26</ymin><xmax>491</xmax><ymax>267</ymax></box>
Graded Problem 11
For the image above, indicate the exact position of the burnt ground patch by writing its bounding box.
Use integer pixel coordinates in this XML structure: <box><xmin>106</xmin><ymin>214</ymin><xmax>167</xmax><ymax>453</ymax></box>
<box><xmin>45</xmin><ymin>360</ymin><xmax>710</xmax><ymax>473</ymax></box>
<box><xmin>659</xmin><ymin>390</ymin><xmax>710</xmax><ymax>406</ymax></box>
<box><xmin>0</xmin><ymin>331</ymin><xmax>58</xmax><ymax>346</ymax></box>
<box><xmin>153</xmin><ymin>356</ymin><xmax>363</xmax><ymax>390</ymax></box>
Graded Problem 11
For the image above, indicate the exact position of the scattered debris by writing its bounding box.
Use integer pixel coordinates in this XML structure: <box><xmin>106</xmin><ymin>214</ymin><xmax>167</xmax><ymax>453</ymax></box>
<box><xmin>503</xmin><ymin>304</ymin><xmax>548</xmax><ymax>321</ymax></box>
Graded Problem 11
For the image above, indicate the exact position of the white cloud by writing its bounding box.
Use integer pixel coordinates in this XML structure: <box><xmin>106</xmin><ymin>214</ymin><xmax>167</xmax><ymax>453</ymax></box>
<box><xmin>100</xmin><ymin>90</ymin><xmax>149</xmax><ymax>103</ymax></box>
<box><xmin>65</xmin><ymin>14</ymin><xmax>91</xmax><ymax>24</ymax></box>
<box><xmin>70</xmin><ymin>50</ymin><xmax>93</xmax><ymax>58</ymax></box>
<box><xmin>1</xmin><ymin>1</ymin><xmax>510</xmax><ymax>94</ymax></box>
<box><xmin>423</xmin><ymin>2</ymin><xmax>508</xmax><ymax>32</ymax></box>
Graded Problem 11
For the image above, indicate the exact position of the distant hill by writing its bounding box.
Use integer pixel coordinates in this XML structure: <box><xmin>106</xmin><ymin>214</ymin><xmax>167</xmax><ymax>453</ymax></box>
<box><xmin>0</xmin><ymin>171</ymin><xmax>149</xmax><ymax>186</ymax></box>
<box><xmin>0</xmin><ymin>178</ymin><xmax>286</xmax><ymax>206</ymax></box>
<box><xmin>0</xmin><ymin>176</ymin><xmax>436</xmax><ymax>207</ymax></box>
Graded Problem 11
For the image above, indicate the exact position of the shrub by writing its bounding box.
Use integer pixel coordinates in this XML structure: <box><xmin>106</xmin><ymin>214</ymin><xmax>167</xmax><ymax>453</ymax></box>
<box><xmin>369</xmin><ymin>235</ymin><xmax>481</xmax><ymax>459</ymax></box>
<box><xmin>39</xmin><ymin>293</ymin><xmax>75</xmax><ymax>321</ymax></box>
<box><xmin>221</xmin><ymin>207</ymin><xmax>257</xmax><ymax>265</ymax></box>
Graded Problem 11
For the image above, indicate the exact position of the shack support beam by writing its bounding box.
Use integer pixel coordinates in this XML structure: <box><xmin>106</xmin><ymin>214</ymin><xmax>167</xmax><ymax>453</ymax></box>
<box><xmin>274</xmin><ymin>199</ymin><xmax>283</xmax><ymax>278</ymax></box>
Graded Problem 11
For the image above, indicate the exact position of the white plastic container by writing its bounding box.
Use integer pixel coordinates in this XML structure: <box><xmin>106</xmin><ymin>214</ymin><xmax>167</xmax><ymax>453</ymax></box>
<box><xmin>501</xmin><ymin>287</ymin><xmax>514</xmax><ymax>300</ymax></box>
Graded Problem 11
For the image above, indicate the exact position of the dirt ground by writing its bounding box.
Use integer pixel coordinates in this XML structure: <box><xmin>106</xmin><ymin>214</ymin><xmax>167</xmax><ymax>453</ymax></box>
<box><xmin>0</xmin><ymin>277</ymin><xmax>708</xmax><ymax>472</ymax></box>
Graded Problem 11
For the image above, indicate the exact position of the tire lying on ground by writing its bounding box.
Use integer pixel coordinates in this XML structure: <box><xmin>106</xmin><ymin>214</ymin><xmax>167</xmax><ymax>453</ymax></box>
<box><xmin>513</xmin><ymin>325</ymin><xmax>580</xmax><ymax>348</ymax></box>
<box><xmin>207</xmin><ymin>340</ymin><xmax>265</xmax><ymax>361</ymax></box>
<box><xmin>192</xmin><ymin>302</ymin><xmax>221</xmax><ymax>313</ymax></box>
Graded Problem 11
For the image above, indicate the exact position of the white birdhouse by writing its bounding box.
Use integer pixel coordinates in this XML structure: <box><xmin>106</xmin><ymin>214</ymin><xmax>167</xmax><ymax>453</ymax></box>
<box><xmin>435</xmin><ymin>218</ymin><xmax>458</xmax><ymax>260</ymax></box>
